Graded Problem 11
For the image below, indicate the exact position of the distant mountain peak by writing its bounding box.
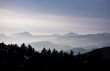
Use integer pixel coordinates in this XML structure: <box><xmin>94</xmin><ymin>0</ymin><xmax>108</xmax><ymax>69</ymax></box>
<box><xmin>0</xmin><ymin>33</ymin><xmax>8</xmax><ymax>39</ymax></box>
<box><xmin>64</xmin><ymin>32</ymin><xmax>79</xmax><ymax>37</ymax></box>
<box><xmin>13</xmin><ymin>32</ymin><xmax>32</xmax><ymax>37</ymax></box>
<box><xmin>0</xmin><ymin>33</ymin><xmax>7</xmax><ymax>37</ymax></box>
<box><xmin>20</xmin><ymin>32</ymin><xmax>32</xmax><ymax>35</ymax></box>
<box><xmin>0</xmin><ymin>33</ymin><xmax>6</xmax><ymax>36</ymax></box>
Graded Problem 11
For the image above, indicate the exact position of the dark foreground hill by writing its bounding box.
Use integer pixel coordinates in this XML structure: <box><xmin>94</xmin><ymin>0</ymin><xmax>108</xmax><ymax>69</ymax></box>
<box><xmin>0</xmin><ymin>42</ymin><xmax>110</xmax><ymax>71</ymax></box>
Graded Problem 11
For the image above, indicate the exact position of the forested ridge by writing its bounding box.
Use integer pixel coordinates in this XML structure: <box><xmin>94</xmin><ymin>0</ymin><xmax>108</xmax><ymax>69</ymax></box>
<box><xmin>0</xmin><ymin>42</ymin><xmax>110</xmax><ymax>71</ymax></box>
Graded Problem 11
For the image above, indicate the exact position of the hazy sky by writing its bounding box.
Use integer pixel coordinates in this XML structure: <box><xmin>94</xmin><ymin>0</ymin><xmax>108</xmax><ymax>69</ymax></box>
<box><xmin>0</xmin><ymin>0</ymin><xmax>110</xmax><ymax>34</ymax></box>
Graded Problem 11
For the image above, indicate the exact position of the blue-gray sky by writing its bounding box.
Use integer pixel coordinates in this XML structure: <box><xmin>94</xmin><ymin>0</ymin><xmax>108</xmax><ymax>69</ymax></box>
<box><xmin>0</xmin><ymin>0</ymin><xmax>110</xmax><ymax>34</ymax></box>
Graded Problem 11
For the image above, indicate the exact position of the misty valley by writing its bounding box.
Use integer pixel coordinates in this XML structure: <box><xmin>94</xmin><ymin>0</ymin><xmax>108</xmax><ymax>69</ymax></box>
<box><xmin>0</xmin><ymin>32</ymin><xmax>110</xmax><ymax>71</ymax></box>
<box><xmin>0</xmin><ymin>0</ymin><xmax>110</xmax><ymax>71</ymax></box>
<box><xmin>1</xmin><ymin>32</ymin><xmax>110</xmax><ymax>54</ymax></box>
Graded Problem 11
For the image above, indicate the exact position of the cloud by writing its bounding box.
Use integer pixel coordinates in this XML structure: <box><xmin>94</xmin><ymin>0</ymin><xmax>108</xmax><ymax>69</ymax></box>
<box><xmin>0</xmin><ymin>8</ymin><xmax>110</xmax><ymax>34</ymax></box>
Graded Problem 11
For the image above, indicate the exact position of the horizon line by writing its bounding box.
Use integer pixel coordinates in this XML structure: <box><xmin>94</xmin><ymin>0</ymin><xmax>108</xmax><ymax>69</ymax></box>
<box><xmin>0</xmin><ymin>31</ymin><xmax>110</xmax><ymax>36</ymax></box>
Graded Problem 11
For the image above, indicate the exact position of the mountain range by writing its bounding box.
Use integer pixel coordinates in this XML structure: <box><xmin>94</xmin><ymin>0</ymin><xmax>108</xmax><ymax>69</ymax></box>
<box><xmin>0</xmin><ymin>32</ymin><xmax>110</xmax><ymax>54</ymax></box>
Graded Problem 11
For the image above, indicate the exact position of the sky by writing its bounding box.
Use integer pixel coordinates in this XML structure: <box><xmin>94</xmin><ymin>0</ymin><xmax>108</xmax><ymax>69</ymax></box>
<box><xmin>0</xmin><ymin>0</ymin><xmax>110</xmax><ymax>35</ymax></box>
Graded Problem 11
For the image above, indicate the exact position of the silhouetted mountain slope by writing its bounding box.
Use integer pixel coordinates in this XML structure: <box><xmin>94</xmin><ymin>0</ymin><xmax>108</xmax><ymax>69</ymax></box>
<box><xmin>97</xmin><ymin>47</ymin><xmax>110</xmax><ymax>61</ymax></box>
<box><xmin>82</xmin><ymin>46</ymin><xmax>110</xmax><ymax>61</ymax></box>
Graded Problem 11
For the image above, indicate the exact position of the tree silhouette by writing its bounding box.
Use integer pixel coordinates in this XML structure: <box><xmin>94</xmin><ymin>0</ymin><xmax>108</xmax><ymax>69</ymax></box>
<box><xmin>0</xmin><ymin>42</ymin><xmax>109</xmax><ymax>71</ymax></box>
<box><xmin>70</xmin><ymin>50</ymin><xmax>74</xmax><ymax>56</ymax></box>
<box><xmin>27</xmin><ymin>44</ymin><xmax>35</xmax><ymax>56</ymax></box>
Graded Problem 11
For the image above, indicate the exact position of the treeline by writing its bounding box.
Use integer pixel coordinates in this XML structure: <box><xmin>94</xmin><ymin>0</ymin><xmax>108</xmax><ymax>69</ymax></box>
<box><xmin>0</xmin><ymin>42</ymin><xmax>110</xmax><ymax>71</ymax></box>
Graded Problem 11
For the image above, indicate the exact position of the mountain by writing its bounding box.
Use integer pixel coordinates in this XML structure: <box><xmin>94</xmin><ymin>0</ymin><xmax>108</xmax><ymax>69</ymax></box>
<box><xmin>65</xmin><ymin>41</ymin><xmax>110</xmax><ymax>55</ymax></box>
<box><xmin>78</xmin><ymin>33</ymin><xmax>110</xmax><ymax>46</ymax></box>
<box><xmin>83</xmin><ymin>47</ymin><xmax>110</xmax><ymax>61</ymax></box>
<box><xmin>63</xmin><ymin>32</ymin><xmax>79</xmax><ymax>37</ymax></box>
<box><xmin>12</xmin><ymin>32</ymin><xmax>33</xmax><ymax>37</ymax></box>
<box><xmin>65</xmin><ymin>32</ymin><xmax>110</xmax><ymax>47</ymax></box>
<box><xmin>0</xmin><ymin>32</ymin><xmax>110</xmax><ymax>51</ymax></box>
<box><xmin>65</xmin><ymin>47</ymin><xmax>88</xmax><ymax>55</ymax></box>
<box><xmin>29</xmin><ymin>41</ymin><xmax>72</xmax><ymax>51</ymax></box>
<box><xmin>79</xmin><ymin>33</ymin><xmax>110</xmax><ymax>41</ymax></box>
<box><xmin>0</xmin><ymin>34</ymin><xmax>11</xmax><ymax>44</ymax></box>
<box><xmin>29</xmin><ymin>41</ymin><xmax>62</xmax><ymax>51</ymax></box>
<box><xmin>0</xmin><ymin>34</ymin><xmax>10</xmax><ymax>41</ymax></box>
<box><xmin>99</xmin><ymin>47</ymin><xmax>110</xmax><ymax>61</ymax></box>
<box><xmin>0</xmin><ymin>34</ymin><xmax>8</xmax><ymax>38</ymax></box>
<box><xmin>62</xmin><ymin>45</ymin><xmax>72</xmax><ymax>50</ymax></box>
